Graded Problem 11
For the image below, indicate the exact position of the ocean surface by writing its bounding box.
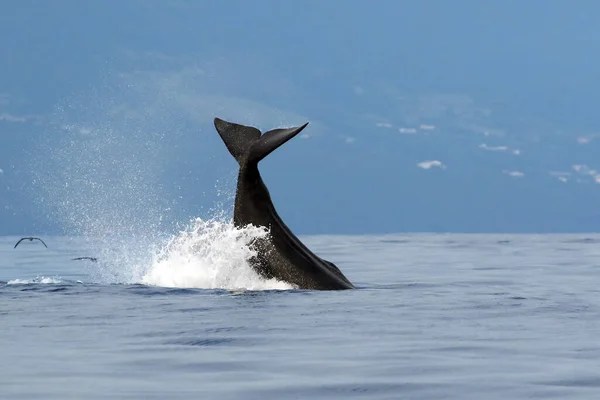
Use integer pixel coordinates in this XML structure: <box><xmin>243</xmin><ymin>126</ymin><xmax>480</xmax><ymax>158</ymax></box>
<box><xmin>2</xmin><ymin>229</ymin><xmax>600</xmax><ymax>399</ymax></box>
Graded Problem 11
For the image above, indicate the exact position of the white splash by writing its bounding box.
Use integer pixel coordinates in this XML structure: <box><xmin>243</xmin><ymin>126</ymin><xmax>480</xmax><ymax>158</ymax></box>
<box><xmin>140</xmin><ymin>218</ymin><xmax>294</xmax><ymax>290</ymax></box>
<box><xmin>8</xmin><ymin>276</ymin><xmax>63</xmax><ymax>285</ymax></box>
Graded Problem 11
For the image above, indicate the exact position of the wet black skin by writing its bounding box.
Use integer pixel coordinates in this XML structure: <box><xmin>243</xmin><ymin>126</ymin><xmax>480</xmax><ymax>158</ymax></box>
<box><xmin>234</xmin><ymin>160</ymin><xmax>354</xmax><ymax>290</ymax></box>
<box><xmin>215</xmin><ymin>117</ymin><xmax>354</xmax><ymax>290</ymax></box>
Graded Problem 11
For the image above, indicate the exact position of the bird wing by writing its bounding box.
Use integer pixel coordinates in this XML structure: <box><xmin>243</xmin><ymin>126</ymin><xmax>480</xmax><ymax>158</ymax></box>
<box><xmin>14</xmin><ymin>238</ymin><xmax>26</xmax><ymax>249</ymax></box>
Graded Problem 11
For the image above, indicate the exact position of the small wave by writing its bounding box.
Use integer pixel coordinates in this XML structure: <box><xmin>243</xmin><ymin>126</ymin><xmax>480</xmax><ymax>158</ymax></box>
<box><xmin>562</xmin><ymin>238</ymin><xmax>600</xmax><ymax>244</ymax></box>
<box><xmin>164</xmin><ymin>338</ymin><xmax>236</xmax><ymax>347</ymax></box>
<box><xmin>7</xmin><ymin>276</ymin><xmax>64</xmax><ymax>285</ymax></box>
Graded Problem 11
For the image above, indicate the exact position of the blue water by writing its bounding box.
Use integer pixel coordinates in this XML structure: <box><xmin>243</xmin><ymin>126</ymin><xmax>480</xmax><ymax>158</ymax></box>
<box><xmin>2</xmin><ymin>232</ymin><xmax>600</xmax><ymax>399</ymax></box>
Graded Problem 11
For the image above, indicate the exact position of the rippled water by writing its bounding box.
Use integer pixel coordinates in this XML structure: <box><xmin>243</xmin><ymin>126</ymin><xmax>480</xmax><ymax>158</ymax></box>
<box><xmin>2</xmin><ymin>233</ymin><xmax>600</xmax><ymax>399</ymax></box>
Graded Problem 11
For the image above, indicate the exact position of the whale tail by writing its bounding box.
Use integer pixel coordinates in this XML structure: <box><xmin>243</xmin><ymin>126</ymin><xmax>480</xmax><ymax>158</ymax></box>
<box><xmin>214</xmin><ymin>117</ymin><xmax>309</xmax><ymax>165</ymax></box>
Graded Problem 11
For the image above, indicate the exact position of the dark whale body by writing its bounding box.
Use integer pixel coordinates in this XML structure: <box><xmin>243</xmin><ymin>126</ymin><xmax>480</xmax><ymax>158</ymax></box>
<box><xmin>214</xmin><ymin>117</ymin><xmax>354</xmax><ymax>290</ymax></box>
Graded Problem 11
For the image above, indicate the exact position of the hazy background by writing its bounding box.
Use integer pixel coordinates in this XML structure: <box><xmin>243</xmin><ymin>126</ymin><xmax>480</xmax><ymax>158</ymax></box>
<box><xmin>1</xmin><ymin>0</ymin><xmax>600</xmax><ymax>235</ymax></box>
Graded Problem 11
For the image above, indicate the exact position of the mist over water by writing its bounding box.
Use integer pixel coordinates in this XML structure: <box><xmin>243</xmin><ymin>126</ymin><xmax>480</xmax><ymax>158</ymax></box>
<box><xmin>22</xmin><ymin>69</ymin><xmax>294</xmax><ymax>291</ymax></box>
<box><xmin>29</xmin><ymin>74</ymin><xmax>186</xmax><ymax>239</ymax></box>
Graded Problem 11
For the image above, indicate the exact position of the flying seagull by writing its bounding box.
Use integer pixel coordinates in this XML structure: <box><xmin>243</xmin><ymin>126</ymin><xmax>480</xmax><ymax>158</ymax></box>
<box><xmin>71</xmin><ymin>257</ymin><xmax>98</xmax><ymax>262</ymax></box>
<box><xmin>14</xmin><ymin>237</ymin><xmax>48</xmax><ymax>249</ymax></box>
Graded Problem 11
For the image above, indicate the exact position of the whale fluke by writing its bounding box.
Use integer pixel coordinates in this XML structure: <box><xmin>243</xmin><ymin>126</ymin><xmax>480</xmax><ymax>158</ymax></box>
<box><xmin>213</xmin><ymin>117</ymin><xmax>354</xmax><ymax>290</ymax></box>
<box><xmin>214</xmin><ymin>118</ymin><xmax>309</xmax><ymax>164</ymax></box>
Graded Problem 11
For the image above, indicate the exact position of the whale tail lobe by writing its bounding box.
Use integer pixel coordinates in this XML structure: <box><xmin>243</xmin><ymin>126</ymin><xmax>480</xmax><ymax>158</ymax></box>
<box><xmin>214</xmin><ymin>117</ymin><xmax>309</xmax><ymax>165</ymax></box>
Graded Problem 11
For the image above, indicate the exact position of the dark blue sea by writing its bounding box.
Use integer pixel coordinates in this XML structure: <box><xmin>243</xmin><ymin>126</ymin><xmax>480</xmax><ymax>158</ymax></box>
<box><xmin>2</xmin><ymin>229</ymin><xmax>600</xmax><ymax>399</ymax></box>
